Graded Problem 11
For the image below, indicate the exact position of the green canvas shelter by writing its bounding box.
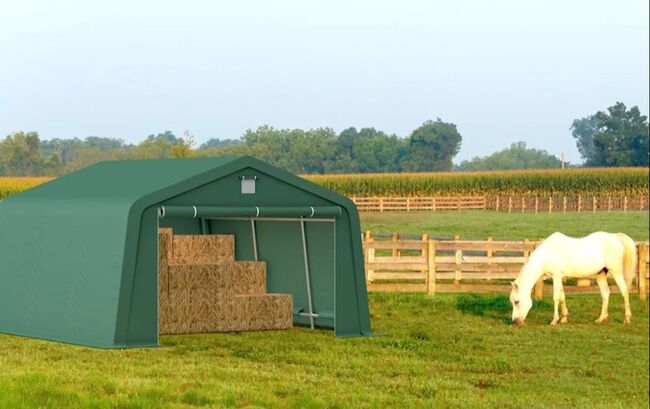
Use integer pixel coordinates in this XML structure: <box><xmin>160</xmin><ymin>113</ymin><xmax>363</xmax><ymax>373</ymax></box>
<box><xmin>0</xmin><ymin>157</ymin><xmax>372</xmax><ymax>348</ymax></box>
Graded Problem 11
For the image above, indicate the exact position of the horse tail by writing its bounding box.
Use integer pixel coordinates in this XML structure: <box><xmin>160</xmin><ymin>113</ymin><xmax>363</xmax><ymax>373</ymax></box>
<box><xmin>616</xmin><ymin>233</ymin><xmax>638</xmax><ymax>290</ymax></box>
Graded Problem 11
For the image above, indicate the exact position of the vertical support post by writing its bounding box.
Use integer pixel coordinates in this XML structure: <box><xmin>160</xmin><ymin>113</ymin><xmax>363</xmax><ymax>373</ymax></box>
<box><xmin>299</xmin><ymin>218</ymin><xmax>315</xmax><ymax>330</ymax></box>
<box><xmin>454</xmin><ymin>235</ymin><xmax>461</xmax><ymax>285</ymax></box>
<box><xmin>406</xmin><ymin>197</ymin><xmax>411</xmax><ymax>212</ymax></box>
<box><xmin>592</xmin><ymin>196</ymin><xmax>596</xmax><ymax>214</ymax></box>
<box><xmin>577</xmin><ymin>195</ymin><xmax>581</xmax><ymax>213</ymax></box>
<box><xmin>624</xmin><ymin>196</ymin><xmax>628</xmax><ymax>212</ymax></box>
<box><xmin>392</xmin><ymin>232</ymin><xmax>400</xmax><ymax>258</ymax></box>
<box><xmin>563</xmin><ymin>196</ymin><xmax>567</xmax><ymax>213</ymax></box>
<box><xmin>432</xmin><ymin>197</ymin><xmax>437</xmax><ymax>212</ymax></box>
<box><xmin>521</xmin><ymin>197</ymin><xmax>525</xmax><ymax>213</ymax></box>
<box><xmin>250</xmin><ymin>219</ymin><xmax>258</xmax><ymax>261</ymax></box>
<box><xmin>548</xmin><ymin>197</ymin><xmax>553</xmax><ymax>214</ymax></box>
<box><xmin>486</xmin><ymin>236</ymin><xmax>494</xmax><ymax>282</ymax></box>
<box><xmin>495</xmin><ymin>196</ymin><xmax>500</xmax><ymax>212</ymax></box>
<box><xmin>529</xmin><ymin>240</ymin><xmax>543</xmax><ymax>300</ymax></box>
<box><xmin>427</xmin><ymin>239</ymin><xmax>436</xmax><ymax>296</ymax></box>
<box><xmin>366</xmin><ymin>231</ymin><xmax>375</xmax><ymax>283</ymax></box>
<box><xmin>421</xmin><ymin>233</ymin><xmax>428</xmax><ymax>287</ymax></box>
<box><xmin>379</xmin><ymin>197</ymin><xmax>384</xmax><ymax>213</ymax></box>
<box><xmin>608</xmin><ymin>196</ymin><xmax>612</xmax><ymax>212</ymax></box>
<box><xmin>639</xmin><ymin>242</ymin><xmax>647</xmax><ymax>301</ymax></box>
<box><xmin>535</xmin><ymin>197</ymin><xmax>539</xmax><ymax>214</ymax></box>
<box><xmin>508</xmin><ymin>196</ymin><xmax>512</xmax><ymax>213</ymax></box>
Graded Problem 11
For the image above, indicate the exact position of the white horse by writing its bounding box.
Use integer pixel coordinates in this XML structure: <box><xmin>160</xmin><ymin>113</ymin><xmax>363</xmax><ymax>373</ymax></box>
<box><xmin>510</xmin><ymin>232</ymin><xmax>637</xmax><ymax>326</ymax></box>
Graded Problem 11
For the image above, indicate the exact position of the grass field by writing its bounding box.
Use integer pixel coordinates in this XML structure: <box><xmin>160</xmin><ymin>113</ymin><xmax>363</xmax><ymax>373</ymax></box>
<box><xmin>360</xmin><ymin>210</ymin><xmax>649</xmax><ymax>241</ymax></box>
<box><xmin>0</xmin><ymin>293</ymin><xmax>647</xmax><ymax>409</ymax></box>
<box><xmin>1</xmin><ymin>181</ymin><xmax>648</xmax><ymax>408</ymax></box>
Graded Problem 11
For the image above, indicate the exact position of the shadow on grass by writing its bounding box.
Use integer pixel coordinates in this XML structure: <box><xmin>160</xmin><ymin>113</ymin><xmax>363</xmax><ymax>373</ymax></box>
<box><xmin>455</xmin><ymin>294</ymin><xmax>552</xmax><ymax>324</ymax></box>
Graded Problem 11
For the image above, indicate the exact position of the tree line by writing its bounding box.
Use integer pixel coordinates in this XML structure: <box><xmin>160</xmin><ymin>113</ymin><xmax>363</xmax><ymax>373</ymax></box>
<box><xmin>1</xmin><ymin>102</ymin><xmax>647</xmax><ymax>176</ymax></box>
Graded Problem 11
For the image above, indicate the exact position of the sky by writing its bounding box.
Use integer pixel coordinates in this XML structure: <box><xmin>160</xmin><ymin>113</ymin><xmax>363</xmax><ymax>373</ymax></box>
<box><xmin>0</xmin><ymin>0</ymin><xmax>648</xmax><ymax>164</ymax></box>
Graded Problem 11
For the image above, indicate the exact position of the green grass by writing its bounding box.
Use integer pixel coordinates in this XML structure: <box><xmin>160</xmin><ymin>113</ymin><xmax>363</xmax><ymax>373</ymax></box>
<box><xmin>360</xmin><ymin>210</ymin><xmax>649</xmax><ymax>241</ymax></box>
<box><xmin>0</xmin><ymin>293</ymin><xmax>647</xmax><ymax>408</ymax></box>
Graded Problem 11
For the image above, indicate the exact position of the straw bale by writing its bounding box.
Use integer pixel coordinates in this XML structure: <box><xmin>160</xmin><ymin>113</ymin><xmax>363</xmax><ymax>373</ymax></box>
<box><xmin>158</xmin><ymin>229</ymin><xmax>172</xmax><ymax>333</ymax></box>
<box><xmin>171</xmin><ymin>234</ymin><xmax>234</xmax><ymax>264</ymax></box>
<box><xmin>158</xmin><ymin>228</ymin><xmax>293</xmax><ymax>335</ymax></box>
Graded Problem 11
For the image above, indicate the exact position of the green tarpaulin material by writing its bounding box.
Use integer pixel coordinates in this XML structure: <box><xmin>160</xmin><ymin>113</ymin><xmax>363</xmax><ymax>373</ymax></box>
<box><xmin>0</xmin><ymin>156</ymin><xmax>372</xmax><ymax>348</ymax></box>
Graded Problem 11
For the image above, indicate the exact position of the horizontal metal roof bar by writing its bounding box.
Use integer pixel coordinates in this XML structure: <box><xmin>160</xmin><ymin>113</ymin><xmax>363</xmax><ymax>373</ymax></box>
<box><xmin>159</xmin><ymin>205</ymin><xmax>341</xmax><ymax>219</ymax></box>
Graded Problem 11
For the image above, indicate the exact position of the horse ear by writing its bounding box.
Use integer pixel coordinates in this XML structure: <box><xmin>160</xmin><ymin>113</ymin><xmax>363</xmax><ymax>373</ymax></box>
<box><xmin>511</xmin><ymin>281</ymin><xmax>518</xmax><ymax>290</ymax></box>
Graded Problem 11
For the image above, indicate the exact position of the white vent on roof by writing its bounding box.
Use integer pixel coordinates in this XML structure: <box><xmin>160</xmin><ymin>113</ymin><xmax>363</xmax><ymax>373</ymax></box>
<box><xmin>241</xmin><ymin>177</ymin><xmax>256</xmax><ymax>194</ymax></box>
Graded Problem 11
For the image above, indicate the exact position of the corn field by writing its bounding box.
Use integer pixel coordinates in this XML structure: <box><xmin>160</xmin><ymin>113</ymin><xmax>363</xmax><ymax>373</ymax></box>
<box><xmin>1</xmin><ymin>168</ymin><xmax>649</xmax><ymax>200</ymax></box>
<box><xmin>304</xmin><ymin>168</ymin><xmax>649</xmax><ymax>197</ymax></box>
<box><xmin>0</xmin><ymin>177</ymin><xmax>53</xmax><ymax>199</ymax></box>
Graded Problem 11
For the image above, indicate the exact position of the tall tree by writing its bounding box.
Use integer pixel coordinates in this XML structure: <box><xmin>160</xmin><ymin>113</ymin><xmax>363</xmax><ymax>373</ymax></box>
<box><xmin>459</xmin><ymin>142</ymin><xmax>562</xmax><ymax>171</ymax></box>
<box><xmin>570</xmin><ymin>115</ymin><xmax>598</xmax><ymax>163</ymax></box>
<box><xmin>403</xmin><ymin>119</ymin><xmax>462</xmax><ymax>171</ymax></box>
<box><xmin>573</xmin><ymin>102</ymin><xmax>649</xmax><ymax>166</ymax></box>
<box><xmin>0</xmin><ymin>131</ymin><xmax>43</xmax><ymax>175</ymax></box>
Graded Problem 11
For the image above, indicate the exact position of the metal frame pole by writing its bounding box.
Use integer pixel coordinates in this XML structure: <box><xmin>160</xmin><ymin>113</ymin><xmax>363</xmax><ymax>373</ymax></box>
<box><xmin>299</xmin><ymin>218</ymin><xmax>315</xmax><ymax>329</ymax></box>
<box><xmin>250</xmin><ymin>219</ymin><xmax>258</xmax><ymax>261</ymax></box>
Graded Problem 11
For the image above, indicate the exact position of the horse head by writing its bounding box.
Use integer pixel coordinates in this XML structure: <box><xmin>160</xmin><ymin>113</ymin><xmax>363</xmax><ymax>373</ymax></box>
<box><xmin>510</xmin><ymin>282</ymin><xmax>532</xmax><ymax>325</ymax></box>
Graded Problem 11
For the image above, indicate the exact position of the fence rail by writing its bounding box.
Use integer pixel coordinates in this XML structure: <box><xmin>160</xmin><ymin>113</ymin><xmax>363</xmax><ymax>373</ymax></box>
<box><xmin>362</xmin><ymin>231</ymin><xmax>650</xmax><ymax>299</ymax></box>
<box><xmin>352</xmin><ymin>195</ymin><xmax>649</xmax><ymax>213</ymax></box>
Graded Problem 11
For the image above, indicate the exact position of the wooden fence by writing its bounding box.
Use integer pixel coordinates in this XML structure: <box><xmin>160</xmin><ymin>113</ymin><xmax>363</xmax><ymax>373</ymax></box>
<box><xmin>363</xmin><ymin>232</ymin><xmax>650</xmax><ymax>299</ymax></box>
<box><xmin>352</xmin><ymin>196</ymin><xmax>485</xmax><ymax>212</ymax></box>
<box><xmin>489</xmin><ymin>195</ymin><xmax>649</xmax><ymax>213</ymax></box>
<box><xmin>351</xmin><ymin>195</ymin><xmax>649</xmax><ymax>213</ymax></box>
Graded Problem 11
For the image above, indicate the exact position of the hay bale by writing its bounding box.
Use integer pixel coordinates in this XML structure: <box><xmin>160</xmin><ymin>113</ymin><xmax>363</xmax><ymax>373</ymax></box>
<box><xmin>171</xmin><ymin>234</ymin><xmax>234</xmax><ymax>264</ymax></box>
<box><xmin>158</xmin><ymin>228</ymin><xmax>293</xmax><ymax>335</ymax></box>
<box><xmin>158</xmin><ymin>229</ymin><xmax>172</xmax><ymax>333</ymax></box>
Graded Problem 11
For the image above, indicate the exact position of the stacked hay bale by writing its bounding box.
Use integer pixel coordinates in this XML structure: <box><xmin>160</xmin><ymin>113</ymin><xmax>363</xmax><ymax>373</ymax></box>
<box><xmin>158</xmin><ymin>228</ymin><xmax>293</xmax><ymax>334</ymax></box>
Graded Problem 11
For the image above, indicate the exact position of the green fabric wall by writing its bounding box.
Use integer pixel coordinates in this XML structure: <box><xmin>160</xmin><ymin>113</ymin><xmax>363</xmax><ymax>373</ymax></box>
<box><xmin>0</xmin><ymin>157</ymin><xmax>371</xmax><ymax>348</ymax></box>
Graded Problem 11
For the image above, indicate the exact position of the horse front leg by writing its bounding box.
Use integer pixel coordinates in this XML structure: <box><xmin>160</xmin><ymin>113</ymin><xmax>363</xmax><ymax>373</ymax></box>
<box><xmin>559</xmin><ymin>286</ymin><xmax>569</xmax><ymax>324</ymax></box>
<box><xmin>550</xmin><ymin>275</ymin><xmax>562</xmax><ymax>325</ymax></box>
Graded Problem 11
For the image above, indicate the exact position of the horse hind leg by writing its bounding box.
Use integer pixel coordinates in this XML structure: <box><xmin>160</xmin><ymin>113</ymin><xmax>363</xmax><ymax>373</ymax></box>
<box><xmin>550</xmin><ymin>275</ymin><xmax>562</xmax><ymax>325</ymax></box>
<box><xmin>610</xmin><ymin>270</ymin><xmax>632</xmax><ymax>324</ymax></box>
<box><xmin>594</xmin><ymin>273</ymin><xmax>610</xmax><ymax>324</ymax></box>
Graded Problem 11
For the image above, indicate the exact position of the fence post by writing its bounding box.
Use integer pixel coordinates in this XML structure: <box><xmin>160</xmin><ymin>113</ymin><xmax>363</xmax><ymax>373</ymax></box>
<box><xmin>495</xmin><ymin>196</ymin><xmax>500</xmax><ymax>212</ymax></box>
<box><xmin>365</xmin><ymin>231</ymin><xmax>374</xmax><ymax>283</ymax></box>
<box><xmin>432</xmin><ymin>197</ymin><xmax>437</xmax><ymax>212</ymax></box>
<box><xmin>427</xmin><ymin>239</ymin><xmax>436</xmax><ymax>296</ymax></box>
<box><xmin>521</xmin><ymin>197</ymin><xmax>525</xmax><ymax>213</ymax></box>
<box><xmin>639</xmin><ymin>242</ymin><xmax>647</xmax><ymax>301</ymax></box>
<box><xmin>379</xmin><ymin>198</ymin><xmax>384</xmax><ymax>213</ymax></box>
<box><xmin>624</xmin><ymin>196</ymin><xmax>628</xmax><ymax>212</ymax></box>
<box><xmin>508</xmin><ymin>196</ymin><xmax>512</xmax><ymax>213</ymax></box>
<box><xmin>577</xmin><ymin>195</ymin><xmax>581</xmax><ymax>213</ymax></box>
<box><xmin>563</xmin><ymin>196</ymin><xmax>567</xmax><ymax>213</ymax></box>
<box><xmin>548</xmin><ymin>197</ymin><xmax>553</xmax><ymax>214</ymax></box>
<box><xmin>592</xmin><ymin>196</ymin><xmax>596</xmax><ymax>214</ymax></box>
<box><xmin>421</xmin><ymin>233</ymin><xmax>429</xmax><ymax>292</ymax></box>
<box><xmin>392</xmin><ymin>233</ymin><xmax>400</xmax><ymax>258</ymax></box>
<box><xmin>406</xmin><ymin>197</ymin><xmax>411</xmax><ymax>212</ymax></box>
<box><xmin>454</xmin><ymin>235</ymin><xmax>461</xmax><ymax>285</ymax></box>
<box><xmin>535</xmin><ymin>197</ymin><xmax>539</xmax><ymax>214</ymax></box>
<box><xmin>608</xmin><ymin>196</ymin><xmax>612</xmax><ymax>212</ymax></box>
<box><xmin>486</xmin><ymin>236</ymin><xmax>494</xmax><ymax>281</ymax></box>
<box><xmin>529</xmin><ymin>240</ymin><xmax>543</xmax><ymax>300</ymax></box>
